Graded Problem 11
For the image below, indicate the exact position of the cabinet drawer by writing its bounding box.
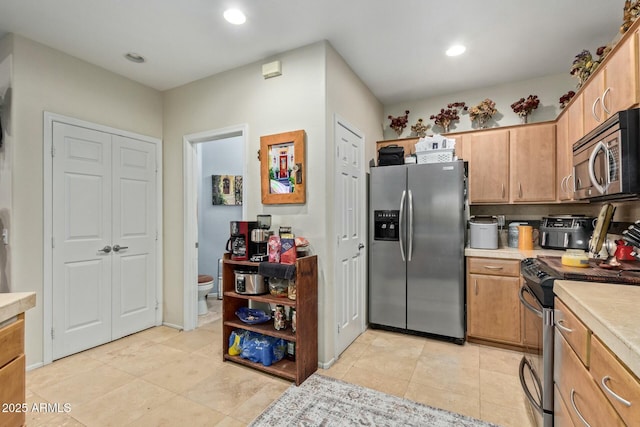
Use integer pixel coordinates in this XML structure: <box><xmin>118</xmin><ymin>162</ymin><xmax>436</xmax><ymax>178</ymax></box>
<box><xmin>0</xmin><ymin>316</ymin><xmax>24</xmax><ymax>369</ymax></box>
<box><xmin>554</xmin><ymin>298</ymin><xmax>590</xmax><ymax>366</ymax></box>
<box><xmin>0</xmin><ymin>354</ymin><xmax>26</xmax><ymax>427</ymax></box>
<box><xmin>554</xmin><ymin>332</ymin><xmax>624</xmax><ymax>427</ymax></box>
<box><xmin>590</xmin><ymin>335</ymin><xmax>640</xmax><ymax>426</ymax></box>
<box><xmin>554</xmin><ymin>384</ymin><xmax>575</xmax><ymax>427</ymax></box>
<box><xmin>467</xmin><ymin>257</ymin><xmax>519</xmax><ymax>277</ymax></box>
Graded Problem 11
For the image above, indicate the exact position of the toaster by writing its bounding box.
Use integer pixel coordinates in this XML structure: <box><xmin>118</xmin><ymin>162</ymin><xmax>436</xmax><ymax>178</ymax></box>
<box><xmin>539</xmin><ymin>215</ymin><xmax>595</xmax><ymax>250</ymax></box>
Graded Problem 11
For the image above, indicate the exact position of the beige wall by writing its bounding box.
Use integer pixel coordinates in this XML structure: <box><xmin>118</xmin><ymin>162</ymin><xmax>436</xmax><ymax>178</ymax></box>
<box><xmin>162</xmin><ymin>41</ymin><xmax>328</xmax><ymax>353</ymax></box>
<box><xmin>0</xmin><ymin>38</ymin><xmax>13</xmax><ymax>295</ymax></box>
<box><xmin>8</xmin><ymin>34</ymin><xmax>163</xmax><ymax>366</ymax></box>
<box><xmin>163</xmin><ymin>41</ymin><xmax>382</xmax><ymax>364</ymax></box>
<box><xmin>384</xmin><ymin>73</ymin><xmax>575</xmax><ymax>139</ymax></box>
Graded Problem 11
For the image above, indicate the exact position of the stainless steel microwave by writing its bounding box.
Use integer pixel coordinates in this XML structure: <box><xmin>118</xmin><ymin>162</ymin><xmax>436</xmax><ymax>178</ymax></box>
<box><xmin>572</xmin><ymin>108</ymin><xmax>640</xmax><ymax>201</ymax></box>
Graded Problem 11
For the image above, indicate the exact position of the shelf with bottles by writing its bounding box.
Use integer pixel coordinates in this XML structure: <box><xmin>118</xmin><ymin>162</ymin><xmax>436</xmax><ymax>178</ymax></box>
<box><xmin>221</xmin><ymin>253</ymin><xmax>317</xmax><ymax>385</ymax></box>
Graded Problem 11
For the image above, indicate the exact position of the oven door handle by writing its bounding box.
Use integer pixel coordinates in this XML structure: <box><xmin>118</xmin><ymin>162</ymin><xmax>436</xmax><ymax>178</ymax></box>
<box><xmin>519</xmin><ymin>285</ymin><xmax>543</xmax><ymax>318</ymax></box>
<box><xmin>519</xmin><ymin>356</ymin><xmax>544</xmax><ymax>414</ymax></box>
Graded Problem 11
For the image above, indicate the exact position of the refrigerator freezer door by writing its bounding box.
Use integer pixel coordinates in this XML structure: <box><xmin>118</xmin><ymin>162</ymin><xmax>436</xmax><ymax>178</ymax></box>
<box><xmin>406</xmin><ymin>162</ymin><xmax>465</xmax><ymax>339</ymax></box>
<box><xmin>368</xmin><ymin>165</ymin><xmax>407</xmax><ymax>329</ymax></box>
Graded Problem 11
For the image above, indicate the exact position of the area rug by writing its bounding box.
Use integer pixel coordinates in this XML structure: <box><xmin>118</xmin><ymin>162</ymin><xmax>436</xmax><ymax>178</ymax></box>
<box><xmin>250</xmin><ymin>374</ymin><xmax>499</xmax><ymax>427</ymax></box>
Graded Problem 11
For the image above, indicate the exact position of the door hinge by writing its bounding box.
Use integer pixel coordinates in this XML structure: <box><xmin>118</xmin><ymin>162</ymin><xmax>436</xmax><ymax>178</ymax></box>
<box><xmin>51</xmin><ymin>237</ymin><xmax>55</xmax><ymax>248</ymax></box>
<box><xmin>337</xmin><ymin>323</ymin><xmax>341</xmax><ymax>334</ymax></box>
<box><xmin>51</xmin><ymin>327</ymin><xmax>55</xmax><ymax>339</ymax></box>
<box><xmin>155</xmin><ymin>300</ymin><xmax>159</xmax><ymax>310</ymax></box>
<box><xmin>51</xmin><ymin>146</ymin><xmax>56</xmax><ymax>157</ymax></box>
<box><xmin>195</xmin><ymin>242</ymin><xmax>198</xmax><ymax>249</ymax></box>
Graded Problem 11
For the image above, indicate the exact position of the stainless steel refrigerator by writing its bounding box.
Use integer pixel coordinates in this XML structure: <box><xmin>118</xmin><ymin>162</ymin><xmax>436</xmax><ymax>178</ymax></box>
<box><xmin>368</xmin><ymin>161</ymin><xmax>466</xmax><ymax>343</ymax></box>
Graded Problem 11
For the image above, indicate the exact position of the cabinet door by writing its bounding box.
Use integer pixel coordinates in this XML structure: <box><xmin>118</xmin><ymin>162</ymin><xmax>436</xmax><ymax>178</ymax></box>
<box><xmin>467</xmin><ymin>273</ymin><xmax>521</xmax><ymax>344</ymax></box>
<box><xmin>556</xmin><ymin>113</ymin><xmax>572</xmax><ymax>201</ymax></box>
<box><xmin>604</xmin><ymin>31</ymin><xmax>637</xmax><ymax>118</ymax></box>
<box><xmin>582</xmin><ymin>71</ymin><xmax>606</xmax><ymax>135</ymax></box>
<box><xmin>554</xmin><ymin>332</ymin><xmax>625</xmax><ymax>427</ymax></box>
<box><xmin>510</xmin><ymin>123</ymin><xmax>556</xmax><ymax>202</ymax></box>
<box><xmin>468</xmin><ymin>129</ymin><xmax>510</xmax><ymax>203</ymax></box>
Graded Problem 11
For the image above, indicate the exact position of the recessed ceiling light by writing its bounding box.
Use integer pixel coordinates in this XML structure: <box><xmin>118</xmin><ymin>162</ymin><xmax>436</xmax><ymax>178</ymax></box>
<box><xmin>224</xmin><ymin>8</ymin><xmax>246</xmax><ymax>25</ymax></box>
<box><xmin>446</xmin><ymin>45</ymin><xmax>466</xmax><ymax>57</ymax></box>
<box><xmin>124</xmin><ymin>52</ymin><xmax>145</xmax><ymax>63</ymax></box>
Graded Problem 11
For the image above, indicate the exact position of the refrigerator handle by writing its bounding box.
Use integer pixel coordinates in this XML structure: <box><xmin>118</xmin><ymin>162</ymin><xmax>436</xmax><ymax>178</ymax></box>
<box><xmin>407</xmin><ymin>189</ymin><xmax>413</xmax><ymax>261</ymax></box>
<box><xmin>399</xmin><ymin>190</ymin><xmax>406</xmax><ymax>262</ymax></box>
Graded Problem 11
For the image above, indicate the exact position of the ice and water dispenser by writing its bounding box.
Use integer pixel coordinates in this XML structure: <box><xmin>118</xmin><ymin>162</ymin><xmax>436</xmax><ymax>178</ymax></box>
<box><xmin>374</xmin><ymin>210</ymin><xmax>399</xmax><ymax>241</ymax></box>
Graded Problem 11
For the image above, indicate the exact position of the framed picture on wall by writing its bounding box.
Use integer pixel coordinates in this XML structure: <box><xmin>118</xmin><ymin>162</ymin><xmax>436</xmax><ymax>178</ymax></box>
<box><xmin>212</xmin><ymin>175</ymin><xmax>243</xmax><ymax>205</ymax></box>
<box><xmin>259</xmin><ymin>129</ymin><xmax>306</xmax><ymax>204</ymax></box>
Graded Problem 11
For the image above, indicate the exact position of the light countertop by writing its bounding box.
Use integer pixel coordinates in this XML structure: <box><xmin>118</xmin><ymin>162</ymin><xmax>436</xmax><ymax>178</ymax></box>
<box><xmin>0</xmin><ymin>292</ymin><xmax>36</xmax><ymax>324</ymax></box>
<box><xmin>465</xmin><ymin>246</ymin><xmax>565</xmax><ymax>260</ymax></box>
<box><xmin>554</xmin><ymin>280</ymin><xmax>640</xmax><ymax>379</ymax></box>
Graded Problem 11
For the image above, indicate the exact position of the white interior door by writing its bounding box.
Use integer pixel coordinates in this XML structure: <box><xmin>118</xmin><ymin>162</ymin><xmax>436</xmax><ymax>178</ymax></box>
<box><xmin>334</xmin><ymin>118</ymin><xmax>366</xmax><ymax>357</ymax></box>
<box><xmin>52</xmin><ymin>124</ymin><xmax>157</xmax><ymax>359</ymax></box>
<box><xmin>52</xmin><ymin>123</ymin><xmax>112</xmax><ymax>359</ymax></box>
<box><xmin>111</xmin><ymin>135</ymin><xmax>157</xmax><ymax>339</ymax></box>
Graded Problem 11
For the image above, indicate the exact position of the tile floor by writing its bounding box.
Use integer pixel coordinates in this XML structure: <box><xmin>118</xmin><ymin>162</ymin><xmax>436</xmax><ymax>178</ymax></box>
<box><xmin>26</xmin><ymin>298</ymin><xmax>535</xmax><ymax>426</ymax></box>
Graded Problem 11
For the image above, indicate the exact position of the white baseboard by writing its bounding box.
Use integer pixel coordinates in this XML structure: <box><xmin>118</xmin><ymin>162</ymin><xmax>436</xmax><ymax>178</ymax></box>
<box><xmin>318</xmin><ymin>358</ymin><xmax>335</xmax><ymax>370</ymax></box>
<box><xmin>27</xmin><ymin>362</ymin><xmax>44</xmax><ymax>372</ymax></box>
<box><xmin>162</xmin><ymin>322</ymin><xmax>184</xmax><ymax>331</ymax></box>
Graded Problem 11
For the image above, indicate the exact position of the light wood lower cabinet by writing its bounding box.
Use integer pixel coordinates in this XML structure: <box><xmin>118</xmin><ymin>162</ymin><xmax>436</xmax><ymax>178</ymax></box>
<box><xmin>466</xmin><ymin>257</ymin><xmax>521</xmax><ymax>346</ymax></box>
<box><xmin>0</xmin><ymin>314</ymin><xmax>26</xmax><ymax>427</ymax></box>
<box><xmin>554</xmin><ymin>296</ymin><xmax>639</xmax><ymax>426</ymax></box>
<box><xmin>554</xmin><ymin>330</ymin><xmax>624</xmax><ymax>426</ymax></box>
<box><xmin>590</xmin><ymin>335</ymin><xmax>640</xmax><ymax>426</ymax></box>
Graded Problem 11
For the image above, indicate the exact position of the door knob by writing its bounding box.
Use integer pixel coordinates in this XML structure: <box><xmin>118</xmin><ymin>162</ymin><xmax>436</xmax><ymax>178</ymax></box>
<box><xmin>112</xmin><ymin>244</ymin><xmax>129</xmax><ymax>252</ymax></box>
<box><xmin>98</xmin><ymin>245</ymin><xmax>112</xmax><ymax>253</ymax></box>
<box><xmin>358</xmin><ymin>243</ymin><xmax>365</xmax><ymax>250</ymax></box>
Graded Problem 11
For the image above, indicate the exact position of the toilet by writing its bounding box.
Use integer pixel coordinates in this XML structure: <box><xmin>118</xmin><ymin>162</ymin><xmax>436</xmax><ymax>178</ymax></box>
<box><xmin>197</xmin><ymin>274</ymin><xmax>214</xmax><ymax>316</ymax></box>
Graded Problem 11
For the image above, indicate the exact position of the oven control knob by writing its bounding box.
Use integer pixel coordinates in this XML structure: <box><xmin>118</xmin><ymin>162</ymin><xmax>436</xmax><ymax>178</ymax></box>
<box><xmin>536</xmin><ymin>270</ymin><xmax>548</xmax><ymax>279</ymax></box>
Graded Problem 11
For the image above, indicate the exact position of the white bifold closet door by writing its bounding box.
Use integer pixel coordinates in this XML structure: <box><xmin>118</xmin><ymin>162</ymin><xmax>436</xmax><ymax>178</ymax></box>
<box><xmin>52</xmin><ymin>122</ymin><xmax>157</xmax><ymax>360</ymax></box>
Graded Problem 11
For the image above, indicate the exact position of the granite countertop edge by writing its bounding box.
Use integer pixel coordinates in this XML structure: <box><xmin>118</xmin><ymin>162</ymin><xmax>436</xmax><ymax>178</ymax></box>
<box><xmin>554</xmin><ymin>280</ymin><xmax>640</xmax><ymax>379</ymax></box>
<box><xmin>0</xmin><ymin>292</ymin><xmax>37</xmax><ymax>324</ymax></box>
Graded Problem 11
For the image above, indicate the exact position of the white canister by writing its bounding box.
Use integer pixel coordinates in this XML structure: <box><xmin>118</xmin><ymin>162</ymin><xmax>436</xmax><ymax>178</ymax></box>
<box><xmin>469</xmin><ymin>216</ymin><xmax>498</xmax><ymax>249</ymax></box>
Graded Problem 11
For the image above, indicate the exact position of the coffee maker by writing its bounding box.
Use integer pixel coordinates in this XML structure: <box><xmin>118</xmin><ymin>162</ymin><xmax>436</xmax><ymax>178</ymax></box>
<box><xmin>250</xmin><ymin>215</ymin><xmax>273</xmax><ymax>262</ymax></box>
<box><xmin>226</xmin><ymin>221</ymin><xmax>258</xmax><ymax>261</ymax></box>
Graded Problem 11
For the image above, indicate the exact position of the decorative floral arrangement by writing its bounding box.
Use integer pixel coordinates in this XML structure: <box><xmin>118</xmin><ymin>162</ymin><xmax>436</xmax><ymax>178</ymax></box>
<box><xmin>410</xmin><ymin>118</ymin><xmax>430</xmax><ymax>138</ymax></box>
<box><xmin>570</xmin><ymin>46</ymin><xmax>610</xmax><ymax>88</ymax></box>
<box><xmin>621</xmin><ymin>0</ymin><xmax>640</xmax><ymax>33</ymax></box>
<box><xmin>570</xmin><ymin>50</ymin><xmax>594</xmax><ymax>87</ymax></box>
<box><xmin>429</xmin><ymin>102</ymin><xmax>467</xmax><ymax>133</ymax></box>
<box><xmin>468</xmin><ymin>99</ymin><xmax>497</xmax><ymax>128</ymax></box>
<box><xmin>511</xmin><ymin>95</ymin><xmax>540</xmax><ymax>122</ymax></box>
<box><xmin>388</xmin><ymin>110</ymin><xmax>410</xmax><ymax>136</ymax></box>
<box><xmin>559</xmin><ymin>90</ymin><xmax>576</xmax><ymax>109</ymax></box>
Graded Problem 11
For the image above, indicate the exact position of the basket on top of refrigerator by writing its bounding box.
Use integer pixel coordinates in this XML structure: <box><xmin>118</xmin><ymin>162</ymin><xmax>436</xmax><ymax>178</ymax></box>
<box><xmin>415</xmin><ymin>135</ymin><xmax>456</xmax><ymax>164</ymax></box>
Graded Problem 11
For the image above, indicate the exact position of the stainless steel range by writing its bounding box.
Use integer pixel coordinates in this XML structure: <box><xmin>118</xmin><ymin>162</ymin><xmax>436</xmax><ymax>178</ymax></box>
<box><xmin>520</xmin><ymin>258</ymin><xmax>556</xmax><ymax>427</ymax></box>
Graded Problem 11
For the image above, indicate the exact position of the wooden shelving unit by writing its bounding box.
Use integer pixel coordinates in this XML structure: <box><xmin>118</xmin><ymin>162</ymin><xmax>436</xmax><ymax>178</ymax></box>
<box><xmin>221</xmin><ymin>254</ymin><xmax>318</xmax><ymax>385</ymax></box>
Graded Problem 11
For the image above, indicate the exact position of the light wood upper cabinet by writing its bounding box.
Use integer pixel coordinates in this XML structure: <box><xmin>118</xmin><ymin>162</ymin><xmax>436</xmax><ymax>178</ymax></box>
<box><xmin>509</xmin><ymin>123</ymin><xmax>556</xmax><ymax>202</ymax></box>
<box><xmin>604</xmin><ymin>29</ymin><xmax>638</xmax><ymax>117</ymax></box>
<box><xmin>556</xmin><ymin>112</ymin><xmax>571</xmax><ymax>201</ymax></box>
<box><xmin>468</xmin><ymin>129</ymin><xmax>510</xmax><ymax>203</ymax></box>
<box><xmin>582</xmin><ymin>69</ymin><xmax>606</xmax><ymax>135</ymax></box>
<box><xmin>582</xmin><ymin>31</ymin><xmax>638</xmax><ymax>136</ymax></box>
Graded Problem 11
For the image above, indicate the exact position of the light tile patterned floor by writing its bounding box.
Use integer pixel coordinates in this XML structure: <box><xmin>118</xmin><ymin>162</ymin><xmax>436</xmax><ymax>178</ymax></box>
<box><xmin>26</xmin><ymin>301</ymin><xmax>535</xmax><ymax>426</ymax></box>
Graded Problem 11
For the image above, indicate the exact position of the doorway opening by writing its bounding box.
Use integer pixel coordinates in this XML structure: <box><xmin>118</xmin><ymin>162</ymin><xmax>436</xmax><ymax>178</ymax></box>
<box><xmin>183</xmin><ymin>125</ymin><xmax>248</xmax><ymax>331</ymax></box>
